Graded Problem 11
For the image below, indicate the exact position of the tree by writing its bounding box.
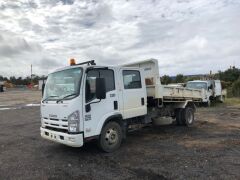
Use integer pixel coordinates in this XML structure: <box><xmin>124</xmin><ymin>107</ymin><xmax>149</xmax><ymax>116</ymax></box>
<box><xmin>161</xmin><ymin>75</ymin><xmax>172</xmax><ymax>85</ymax></box>
<box><xmin>0</xmin><ymin>75</ymin><xmax>4</xmax><ymax>81</ymax></box>
<box><xmin>10</xmin><ymin>76</ymin><xmax>17</xmax><ymax>84</ymax></box>
<box><xmin>175</xmin><ymin>74</ymin><xmax>185</xmax><ymax>83</ymax></box>
<box><xmin>232</xmin><ymin>78</ymin><xmax>240</xmax><ymax>97</ymax></box>
<box><xmin>217</xmin><ymin>67</ymin><xmax>240</xmax><ymax>83</ymax></box>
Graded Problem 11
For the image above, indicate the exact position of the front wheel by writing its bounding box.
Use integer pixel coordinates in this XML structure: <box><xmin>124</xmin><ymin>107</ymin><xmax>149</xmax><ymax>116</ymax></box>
<box><xmin>203</xmin><ymin>100</ymin><xmax>211</xmax><ymax>107</ymax></box>
<box><xmin>98</xmin><ymin>121</ymin><xmax>123</xmax><ymax>153</ymax></box>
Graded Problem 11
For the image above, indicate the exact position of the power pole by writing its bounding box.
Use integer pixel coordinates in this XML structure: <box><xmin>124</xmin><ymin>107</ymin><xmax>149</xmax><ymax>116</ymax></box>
<box><xmin>31</xmin><ymin>64</ymin><xmax>33</xmax><ymax>86</ymax></box>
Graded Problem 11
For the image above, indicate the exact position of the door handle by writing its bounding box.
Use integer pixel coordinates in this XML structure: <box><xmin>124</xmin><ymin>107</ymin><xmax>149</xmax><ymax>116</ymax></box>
<box><xmin>114</xmin><ymin>101</ymin><xmax>118</xmax><ymax>110</ymax></box>
<box><xmin>141</xmin><ymin>98</ymin><xmax>144</xmax><ymax>105</ymax></box>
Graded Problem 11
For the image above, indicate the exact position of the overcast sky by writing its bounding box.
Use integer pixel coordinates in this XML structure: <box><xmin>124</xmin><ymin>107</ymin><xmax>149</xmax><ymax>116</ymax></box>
<box><xmin>0</xmin><ymin>0</ymin><xmax>239</xmax><ymax>77</ymax></box>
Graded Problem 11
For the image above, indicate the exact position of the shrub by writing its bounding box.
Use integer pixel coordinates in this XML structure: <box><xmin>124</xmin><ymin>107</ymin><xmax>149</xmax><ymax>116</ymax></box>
<box><xmin>232</xmin><ymin>78</ymin><xmax>240</xmax><ymax>97</ymax></box>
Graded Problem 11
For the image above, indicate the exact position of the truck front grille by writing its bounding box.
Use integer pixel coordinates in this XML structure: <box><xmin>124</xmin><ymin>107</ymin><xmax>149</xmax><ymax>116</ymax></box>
<box><xmin>42</xmin><ymin>117</ymin><xmax>68</xmax><ymax>132</ymax></box>
<box><xmin>45</xmin><ymin>126</ymin><xmax>68</xmax><ymax>133</ymax></box>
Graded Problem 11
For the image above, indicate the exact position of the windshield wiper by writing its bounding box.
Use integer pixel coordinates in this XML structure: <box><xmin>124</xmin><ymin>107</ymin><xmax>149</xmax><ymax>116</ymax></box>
<box><xmin>56</xmin><ymin>93</ymin><xmax>77</xmax><ymax>103</ymax></box>
<box><xmin>42</xmin><ymin>95</ymin><xmax>59</xmax><ymax>103</ymax></box>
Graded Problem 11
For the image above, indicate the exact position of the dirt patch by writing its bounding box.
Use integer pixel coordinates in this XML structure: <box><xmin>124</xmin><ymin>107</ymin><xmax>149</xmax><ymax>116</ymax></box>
<box><xmin>0</xmin><ymin>104</ymin><xmax>240</xmax><ymax>179</ymax></box>
<box><xmin>179</xmin><ymin>139</ymin><xmax>224</xmax><ymax>149</ymax></box>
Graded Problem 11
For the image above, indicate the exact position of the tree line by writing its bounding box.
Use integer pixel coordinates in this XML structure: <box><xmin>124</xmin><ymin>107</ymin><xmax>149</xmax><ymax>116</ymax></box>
<box><xmin>0</xmin><ymin>75</ymin><xmax>46</xmax><ymax>86</ymax></box>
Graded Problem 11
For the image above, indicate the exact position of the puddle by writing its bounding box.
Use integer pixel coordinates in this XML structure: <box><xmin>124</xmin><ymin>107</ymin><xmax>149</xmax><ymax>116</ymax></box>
<box><xmin>25</xmin><ymin>104</ymin><xmax>40</xmax><ymax>107</ymax></box>
<box><xmin>0</xmin><ymin>107</ymin><xmax>18</xmax><ymax>111</ymax></box>
<box><xmin>0</xmin><ymin>103</ymin><xmax>40</xmax><ymax>111</ymax></box>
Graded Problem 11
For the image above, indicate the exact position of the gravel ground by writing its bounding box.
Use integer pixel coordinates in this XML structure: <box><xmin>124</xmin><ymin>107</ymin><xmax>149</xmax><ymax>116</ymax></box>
<box><xmin>0</xmin><ymin>104</ymin><xmax>239</xmax><ymax>180</ymax></box>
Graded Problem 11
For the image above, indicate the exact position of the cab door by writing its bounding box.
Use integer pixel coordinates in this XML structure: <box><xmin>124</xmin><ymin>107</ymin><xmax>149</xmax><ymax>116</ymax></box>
<box><xmin>120</xmin><ymin>68</ymin><xmax>147</xmax><ymax>119</ymax></box>
<box><xmin>83</xmin><ymin>68</ymin><xmax>119</xmax><ymax>138</ymax></box>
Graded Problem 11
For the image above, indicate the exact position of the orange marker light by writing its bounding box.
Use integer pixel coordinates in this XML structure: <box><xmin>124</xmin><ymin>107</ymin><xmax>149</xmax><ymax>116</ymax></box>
<box><xmin>70</xmin><ymin>58</ymin><xmax>76</xmax><ymax>66</ymax></box>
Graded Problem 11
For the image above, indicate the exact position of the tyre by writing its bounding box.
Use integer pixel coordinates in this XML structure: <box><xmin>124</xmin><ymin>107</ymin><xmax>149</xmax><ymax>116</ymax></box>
<box><xmin>176</xmin><ymin>108</ymin><xmax>184</xmax><ymax>125</ymax></box>
<box><xmin>98</xmin><ymin>121</ymin><xmax>123</xmax><ymax>153</ymax></box>
<box><xmin>204</xmin><ymin>100</ymin><xmax>211</xmax><ymax>107</ymax></box>
<box><xmin>181</xmin><ymin>107</ymin><xmax>194</xmax><ymax>127</ymax></box>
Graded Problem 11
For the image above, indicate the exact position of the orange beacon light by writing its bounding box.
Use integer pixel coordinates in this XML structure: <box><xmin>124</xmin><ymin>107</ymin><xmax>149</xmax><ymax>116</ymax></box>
<box><xmin>70</xmin><ymin>58</ymin><xmax>76</xmax><ymax>66</ymax></box>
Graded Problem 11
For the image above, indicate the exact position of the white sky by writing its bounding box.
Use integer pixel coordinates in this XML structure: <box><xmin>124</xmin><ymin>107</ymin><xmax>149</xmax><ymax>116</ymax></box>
<box><xmin>0</xmin><ymin>0</ymin><xmax>239</xmax><ymax>77</ymax></box>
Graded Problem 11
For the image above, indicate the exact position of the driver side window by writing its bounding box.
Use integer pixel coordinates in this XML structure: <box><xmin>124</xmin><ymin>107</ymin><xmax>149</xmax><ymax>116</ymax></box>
<box><xmin>85</xmin><ymin>69</ymin><xmax>115</xmax><ymax>102</ymax></box>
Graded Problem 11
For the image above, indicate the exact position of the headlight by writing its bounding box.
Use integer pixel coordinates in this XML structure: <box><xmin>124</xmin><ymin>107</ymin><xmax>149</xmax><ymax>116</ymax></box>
<box><xmin>68</xmin><ymin>111</ymin><xmax>80</xmax><ymax>133</ymax></box>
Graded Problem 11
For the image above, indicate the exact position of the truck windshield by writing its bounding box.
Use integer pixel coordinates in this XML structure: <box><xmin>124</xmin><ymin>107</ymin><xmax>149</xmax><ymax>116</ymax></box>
<box><xmin>43</xmin><ymin>68</ymin><xmax>82</xmax><ymax>101</ymax></box>
<box><xmin>186</xmin><ymin>82</ymin><xmax>207</xmax><ymax>90</ymax></box>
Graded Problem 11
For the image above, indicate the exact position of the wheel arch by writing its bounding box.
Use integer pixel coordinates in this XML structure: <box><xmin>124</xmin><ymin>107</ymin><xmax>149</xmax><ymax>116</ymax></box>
<box><xmin>102</xmin><ymin>114</ymin><xmax>123</xmax><ymax>128</ymax></box>
<box><xmin>172</xmin><ymin>100</ymin><xmax>196</xmax><ymax>110</ymax></box>
<box><xmin>186</xmin><ymin>101</ymin><xmax>197</xmax><ymax>112</ymax></box>
<box><xmin>96</xmin><ymin>113</ymin><xmax>124</xmax><ymax>136</ymax></box>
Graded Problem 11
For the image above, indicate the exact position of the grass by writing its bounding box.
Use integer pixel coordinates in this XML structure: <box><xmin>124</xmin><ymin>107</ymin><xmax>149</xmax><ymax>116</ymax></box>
<box><xmin>224</xmin><ymin>98</ymin><xmax>240</xmax><ymax>106</ymax></box>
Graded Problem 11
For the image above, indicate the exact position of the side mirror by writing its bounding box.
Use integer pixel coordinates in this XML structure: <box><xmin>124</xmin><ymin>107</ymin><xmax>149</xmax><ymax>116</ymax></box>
<box><xmin>42</xmin><ymin>83</ymin><xmax>45</xmax><ymax>97</ymax></box>
<box><xmin>96</xmin><ymin>78</ymin><xmax>106</xmax><ymax>99</ymax></box>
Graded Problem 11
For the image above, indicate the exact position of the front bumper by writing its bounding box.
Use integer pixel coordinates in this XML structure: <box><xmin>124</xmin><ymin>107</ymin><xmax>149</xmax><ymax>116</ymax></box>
<box><xmin>40</xmin><ymin>127</ymin><xmax>83</xmax><ymax>147</ymax></box>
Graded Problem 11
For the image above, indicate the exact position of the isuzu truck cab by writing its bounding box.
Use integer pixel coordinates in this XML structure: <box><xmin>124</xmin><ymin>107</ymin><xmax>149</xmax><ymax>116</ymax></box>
<box><xmin>40</xmin><ymin>59</ymin><xmax>203</xmax><ymax>152</ymax></box>
<box><xmin>186</xmin><ymin>80</ymin><xmax>225</xmax><ymax>106</ymax></box>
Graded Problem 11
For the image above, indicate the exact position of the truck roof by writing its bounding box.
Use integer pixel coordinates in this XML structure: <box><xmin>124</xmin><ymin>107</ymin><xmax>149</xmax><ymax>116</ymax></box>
<box><xmin>188</xmin><ymin>80</ymin><xmax>221</xmax><ymax>84</ymax></box>
<box><xmin>51</xmin><ymin>65</ymin><xmax>110</xmax><ymax>74</ymax></box>
<box><xmin>49</xmin><ymin>59</ymin><xmax>159</xmax><ymax>76</ymax></box>
<box><xmin>187</xmin><ymin>80</ymin><xmax>208</xmax><ymax>83</ymax></box>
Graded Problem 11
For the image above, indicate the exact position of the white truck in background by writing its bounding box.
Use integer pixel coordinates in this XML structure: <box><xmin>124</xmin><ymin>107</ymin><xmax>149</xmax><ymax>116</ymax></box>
<box><xmin>186</xmin><ymin>80</ymin><xmax>226</xmax><ymax>106</ymax></box>
<box><xmin>40</xmin><ymin>59</ymin><xmax>204</xmax><ymax>152</ymax></box>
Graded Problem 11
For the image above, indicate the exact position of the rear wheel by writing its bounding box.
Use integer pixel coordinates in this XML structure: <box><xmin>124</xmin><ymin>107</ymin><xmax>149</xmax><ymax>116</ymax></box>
<box><xmin>98</xmin><ymin>121</ymin><xmax>123</xmax><ymax>153</ymax></box>
<box><xmin>176</xmin><ymin>109</ymin><xmax>184</xmax><ymax>125</ymax></box>
<box><xmin>181</xmin><ymin>107</ymin><xmax>194</xmax><ymax>127</ymax></box>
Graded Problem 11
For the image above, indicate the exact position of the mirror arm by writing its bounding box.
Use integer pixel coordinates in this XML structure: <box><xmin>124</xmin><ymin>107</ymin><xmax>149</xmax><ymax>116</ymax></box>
<box><xmin>42</xmin><ymin>83</ymin><xmax>45</xmax><ymax>97</ymax></box>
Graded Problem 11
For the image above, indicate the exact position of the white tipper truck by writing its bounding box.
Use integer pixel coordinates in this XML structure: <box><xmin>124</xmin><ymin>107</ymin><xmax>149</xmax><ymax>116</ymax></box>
<box><xmin>40</xmin><ymin>59</ymin><xmax>204</xmax><ymax>152</ymax></box>
<box><xmin>186</xmin><ymin>80</ymin><xmax>226</xmax><ymax>106</ymax></box>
